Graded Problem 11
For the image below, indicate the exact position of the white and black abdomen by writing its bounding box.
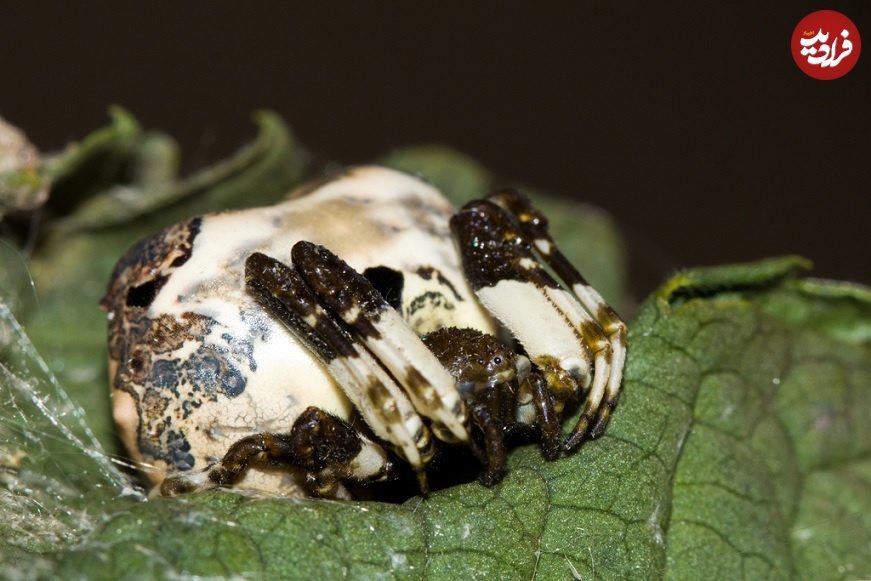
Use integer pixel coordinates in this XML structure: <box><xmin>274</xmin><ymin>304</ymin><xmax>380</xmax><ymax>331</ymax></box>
<box><xmin>102</xmin><ymin>167</ymin><xmax>495</xmax><ymax>494</ymax></box>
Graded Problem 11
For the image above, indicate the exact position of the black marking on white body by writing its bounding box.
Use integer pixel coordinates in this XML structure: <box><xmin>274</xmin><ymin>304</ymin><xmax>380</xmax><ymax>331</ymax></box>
<box><xmin>102</xmin><ymin>166</ymin><xmax>494</xmax><ymax>493</ymax></box>
<box><xmin>104</xmin><ymin>166</ymin><xmax>626</xmax><ymax>497</ymax></box>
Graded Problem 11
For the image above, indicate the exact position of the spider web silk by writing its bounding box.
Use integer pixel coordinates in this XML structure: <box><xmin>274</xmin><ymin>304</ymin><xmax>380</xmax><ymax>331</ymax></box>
<box><xmin>0</xmin><ymin>299</ymin><xmax>141</xmax><ymax>557</ymax></box>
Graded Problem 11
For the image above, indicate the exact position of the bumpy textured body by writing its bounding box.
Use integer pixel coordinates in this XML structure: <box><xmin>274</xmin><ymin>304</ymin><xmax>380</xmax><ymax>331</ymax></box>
<box><xmin>103</xmin><ymin>167</ymin><xmax>495</xmax><ymax>495</ymax></box>
<box><xmin>103</xmin><ymin>166</ymin><xmax>626</xmax><ymax>498</ymax></box>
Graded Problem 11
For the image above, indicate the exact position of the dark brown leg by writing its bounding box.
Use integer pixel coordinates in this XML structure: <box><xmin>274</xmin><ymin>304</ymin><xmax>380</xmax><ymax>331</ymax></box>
<box><xmin>466</xmin><ymin>401</ymin><xmax>507</xmax><ymax>486</ymax></box>
<box><xmin>529</xmin><ymin>374</ymin><xmax>561</xmax><ymax>460</ymax></box>
<box><xmin>160</xmin><ymin>406</ymin><xmax>394</xmax><ymax>498</ymax></box>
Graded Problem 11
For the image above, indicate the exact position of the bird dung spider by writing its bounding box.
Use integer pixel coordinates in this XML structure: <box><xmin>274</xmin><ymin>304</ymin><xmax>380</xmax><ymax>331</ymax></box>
<box><xmin>102</xmin><ymin>166</ymin><xmax>626</xmax><ymax>499</ymax></box>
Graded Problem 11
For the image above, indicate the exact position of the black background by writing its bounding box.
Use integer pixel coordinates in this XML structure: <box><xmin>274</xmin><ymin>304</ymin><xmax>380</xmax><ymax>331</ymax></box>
<box><xmin>3</xmin><ymin>3</ymin><xmax>869</xmax><ymax>295</ymax></box>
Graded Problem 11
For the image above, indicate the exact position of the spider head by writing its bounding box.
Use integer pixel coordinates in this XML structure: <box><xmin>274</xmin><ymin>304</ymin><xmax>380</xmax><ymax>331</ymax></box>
<box><xmin>421</xmin><ymin>327</ymin><xmax>521</xmax><ymax>397</ymax></box>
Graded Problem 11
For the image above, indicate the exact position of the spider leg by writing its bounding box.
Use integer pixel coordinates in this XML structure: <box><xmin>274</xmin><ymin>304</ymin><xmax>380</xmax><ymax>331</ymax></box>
<box><xmin>283</xmin><ymin>406</ymin><xmax>395</xmax><ymax>498</ymax></box>
<box><xmin>486</xmin><ymin>190</ymin><xmax>627</xmax><ymax>444</ymax></box>
<box><xmin>246</xmin><ymin>252</ymin><xmax>439</xmax><ymax>492</ymax></box>
<box><xmin>466</xmin><ymin>401</ymin><xmax>507</xmax><ymax>486</ymax></box>
<box><xmin>160</xmin><ymin>406</ymin><xmax>394</xmax><ymax>499</ymax></box>
<box><xmin>290</xmin><ymin>241</ymin><xmax>470</xmax><ymax>447</ymax></box>
<box><xmin>529</xmin><ymin>373</ymin><xmax>561</xmax><ymax>460</ymax></box>
<box><xmin>450</xmin><ymin>199</ymin><xmax>614</xmax><ymax>451</ymax></box>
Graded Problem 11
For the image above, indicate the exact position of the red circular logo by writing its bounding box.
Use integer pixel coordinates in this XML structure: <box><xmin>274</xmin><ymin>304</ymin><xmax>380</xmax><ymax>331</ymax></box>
<box><xmin>792</xmin><ymin>10</ymin><xmax>861</xmax><ymax>80</ymax></box>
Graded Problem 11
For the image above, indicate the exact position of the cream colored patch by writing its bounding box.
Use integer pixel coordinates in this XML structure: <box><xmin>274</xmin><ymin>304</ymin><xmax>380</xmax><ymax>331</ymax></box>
<box><xmin>112</xmin><ymin>388</ymin><xmax>156</xmax><ymax>478</ymax></box>
<box><xmin>477</xmin><ymin>280</ymin><xmax>589</xmax><ymax>364</ymax></box>
<box><xmin>112</xmin><ymin>166</ymin><xmax>517</xmax><ymax>496</ymax></box>
<box><xmin>349</xmin><ymin>440</ymin><xmax>390</xmax><ymax>480</ymax></box>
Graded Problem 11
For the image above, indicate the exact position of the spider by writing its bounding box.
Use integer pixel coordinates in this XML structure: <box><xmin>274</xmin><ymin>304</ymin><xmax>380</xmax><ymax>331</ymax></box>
<box><xmin>101</xmin><ymin>166</ymin><xmax>626</xmax><ymax>499</ymax></box>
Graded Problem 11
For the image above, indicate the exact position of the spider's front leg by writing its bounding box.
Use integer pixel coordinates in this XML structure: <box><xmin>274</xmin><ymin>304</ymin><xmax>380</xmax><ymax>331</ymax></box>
<box><xmin>289</xmin><ymin>242</ymin><xmax>471</xmax><ymax>448</ymax></box>
<box><xmin>486</xmin><ymin>190</ymin><xmax>627</xmax><ymax>445</ymax></box>
<box><xmin>246</xmin><ymin>244</ymin><xmax>524</xmax><ymax>492</ymax></box>
<box><xmin>451</xmin><ymin>192</ymin><xmax>626</xmax><ymax>450</ymax></box>
<box><xmin>285</xmin><ymin>243</ymin><xmax>518</xmax><ymax>488</ymax></box>
<box><xmin>244</xmin><ymin>251</ymin><xmax>438</xmax><ymax>492</ymax></box>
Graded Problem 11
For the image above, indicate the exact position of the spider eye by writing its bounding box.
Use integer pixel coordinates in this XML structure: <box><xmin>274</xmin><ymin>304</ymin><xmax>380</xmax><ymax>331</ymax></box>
<box><xmin>492</xmin><ymin>356</ymin><xmax>503</xmax><ymax>366</ymax></box>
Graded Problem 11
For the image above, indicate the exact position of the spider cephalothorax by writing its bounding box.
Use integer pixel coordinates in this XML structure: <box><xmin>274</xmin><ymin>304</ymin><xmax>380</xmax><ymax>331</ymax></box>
<box><xmin>101</xmin><ymin>166</ymin><xmax>626</xmax><ymax>499</ymax></box>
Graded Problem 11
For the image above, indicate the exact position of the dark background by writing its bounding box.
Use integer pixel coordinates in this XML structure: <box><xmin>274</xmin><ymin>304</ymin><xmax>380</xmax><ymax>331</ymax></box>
<box><xmin>3</xmin><ymin>3</ymin><xmax>869</xmax><ymax>295</ymax></box>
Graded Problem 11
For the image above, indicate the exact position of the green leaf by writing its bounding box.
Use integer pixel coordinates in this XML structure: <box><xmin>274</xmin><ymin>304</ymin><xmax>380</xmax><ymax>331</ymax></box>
<box><xmin>636</xmin><ymin>259</ymin><xmax>871</xmax><ymax>579</ymax></box>
<box><xmin>51</xmin><ymin>109</ymin><xmax>307</xmax><ymax>232</ymax></box>
<box><xmin>1</xmin><ymin>113</ymin><xmax>869</xmax><ymax>579</ymax></box>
